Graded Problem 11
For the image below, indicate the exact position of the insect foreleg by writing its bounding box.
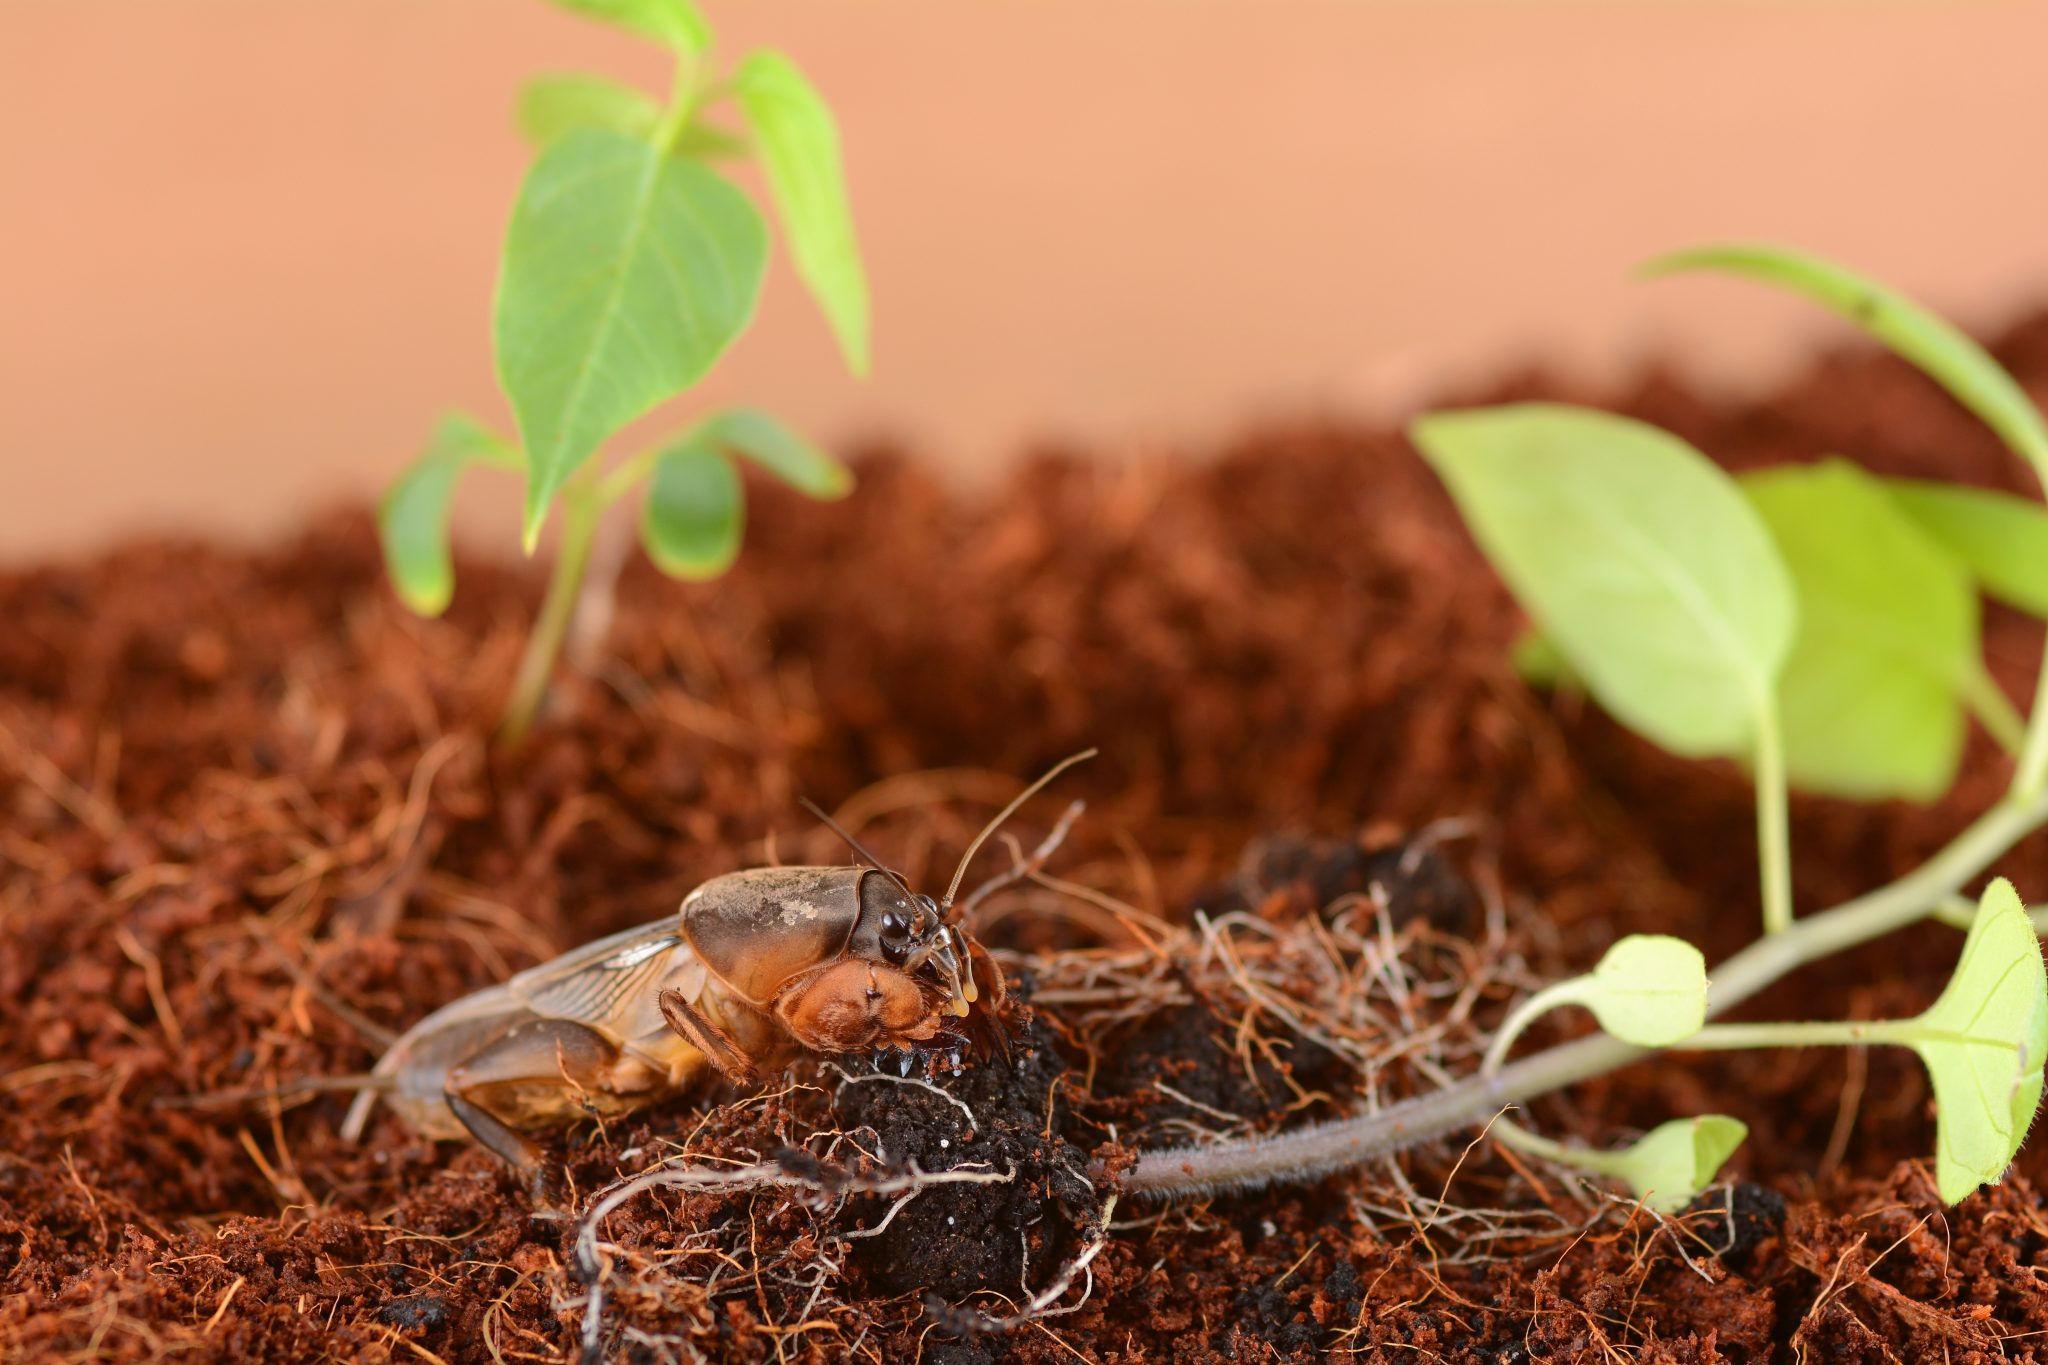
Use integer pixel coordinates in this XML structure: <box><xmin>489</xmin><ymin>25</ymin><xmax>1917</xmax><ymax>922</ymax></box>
<box><xmin>657</xmin><ymin>988</ymin><xmax>763</xmax><ymax>1090</ymax></box>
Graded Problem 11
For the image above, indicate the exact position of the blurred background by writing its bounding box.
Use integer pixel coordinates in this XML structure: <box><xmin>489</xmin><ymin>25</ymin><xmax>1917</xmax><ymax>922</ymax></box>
<box><xmin>5</xmin><ymin>0</ymin><xmax>2048</xmax><ymax>560</ymax></box>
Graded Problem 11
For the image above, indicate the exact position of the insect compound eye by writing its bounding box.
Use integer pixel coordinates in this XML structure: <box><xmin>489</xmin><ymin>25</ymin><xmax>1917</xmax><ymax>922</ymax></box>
<box><xmin>877</xmin><ymin>910</ymin><xmax>914</xmax><ymax>964</ymax></box>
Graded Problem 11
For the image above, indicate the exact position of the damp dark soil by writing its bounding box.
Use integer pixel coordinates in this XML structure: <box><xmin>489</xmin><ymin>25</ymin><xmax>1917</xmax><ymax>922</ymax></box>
<box><xmin>12</xmin><ymin>315</ymin><xmax>2048</xmax><ymax>1361</ymax></box>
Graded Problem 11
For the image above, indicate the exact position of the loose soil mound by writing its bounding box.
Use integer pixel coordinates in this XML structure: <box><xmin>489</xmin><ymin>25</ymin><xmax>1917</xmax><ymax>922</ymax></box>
<box><xmin>8</xmin><ymin>316</ymin><xmax>2048</xmax><ymax>1361</ymax></box>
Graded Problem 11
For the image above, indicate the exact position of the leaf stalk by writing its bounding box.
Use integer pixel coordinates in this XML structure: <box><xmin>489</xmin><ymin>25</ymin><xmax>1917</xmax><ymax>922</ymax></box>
<box><xmin>1753</xmin><ymin>700</ymin><xmax>1793</xmax><ymax>934</ymax></box>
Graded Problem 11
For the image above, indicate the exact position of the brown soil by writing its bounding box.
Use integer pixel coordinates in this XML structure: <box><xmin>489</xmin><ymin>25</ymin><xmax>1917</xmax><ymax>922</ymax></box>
<box><xmin>10</xmin><ymin>316</ymin><xmax>2048</xmax><ymax>1362</ymax></box>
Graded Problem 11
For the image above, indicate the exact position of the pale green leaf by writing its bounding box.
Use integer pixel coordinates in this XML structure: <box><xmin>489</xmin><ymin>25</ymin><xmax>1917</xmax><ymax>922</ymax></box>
<box><xmin>640</xmin><ymin>437</ymin><xmax>743</xmax><ymax>579</ymax></box>
<box><xmin>1901</xmin><ymin>878</ymin><xmax>2048</xmax><ymax>1203</ymax></box>
<box><xmin>1607</xmin><ymin>1116</ymin><xmax>1749</xmax><ymax>1214</ymax></box>
<box><xmin>552</xmin><ymin>0</ymin><xmax>711</xmax><ymax>54</ymax></box>
<box><xmin>705</xmin><ymin>408</ymin><xmax>852</xmax><ymax>500</ymax></box>
<box><xmin>1582</xmin><ymin>936</ymin><xmax>1708</xmax><ymax>1047</ymax></box>
<box><xmin>378</xmin><ymin>414</ymin><xmax>522</xmax><ymax>617</ymax></box>
<box><xmin>1645</xmin><ymin>244</ymin><xmax>2048</xmax><ymax>483</ymax></box>
<box><xmin>495</xmin><ymin>128</ymin><xmax>768</xmax><ymax>546</ymax></box>
<box><xmin>516</xmin><ymin>73</ymin><xmax>660</xmax><ymax>146</ymax></box>
<box><xmin>1412</xmin><ymin>404</ymin><xmax>1795</xmax><ymax>758</ymax></box>
<box><xmin>1742</xmin><ymin>460</ymin><xmax>1979</xmax><ymax>801</ymax></box>
<box><xmin>1886</xmin><ymin>479</ymin><xmax>2048</xmax><ymax>620</ymax></box>
<box><xmin>735</xmin><ymin>50</ymin><xmax>870</xmax><ymax>375</ymax></box>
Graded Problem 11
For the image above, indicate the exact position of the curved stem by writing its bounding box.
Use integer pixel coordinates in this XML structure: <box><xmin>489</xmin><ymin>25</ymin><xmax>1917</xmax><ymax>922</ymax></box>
<box><xmin>497</xmin><ymin>487</ymin><xmax>604</xmax><ymax>747</ymax></box>
<box><xmin>1489</xmin><ymin>1117</ymin><xmax>1630</xmax><ymax>1177</ymax></box>
<box><xmin>1124</xmin><ymin>792</ymin><xmax>2046</xmax><ymax>1200</ymax></box>
<box><xmin>1481</xmin><ymin>981</ymin><xmax>1579</xmax><ymax>1075</ymax></box>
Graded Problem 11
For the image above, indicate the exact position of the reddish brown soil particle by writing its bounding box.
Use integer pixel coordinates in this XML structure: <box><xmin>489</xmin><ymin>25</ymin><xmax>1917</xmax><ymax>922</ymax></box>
<box><xmin>10</xmin><ymin>316</ymin><xmax>2048</xmax><ymax>1360</ymax></box>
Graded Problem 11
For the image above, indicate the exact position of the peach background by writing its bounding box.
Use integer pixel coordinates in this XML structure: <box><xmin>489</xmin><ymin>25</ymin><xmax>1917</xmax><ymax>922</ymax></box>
<box><xmin>5</xmin><ymin>1</ymin><xmax>2048</xmax><ymax>560</ymax></box>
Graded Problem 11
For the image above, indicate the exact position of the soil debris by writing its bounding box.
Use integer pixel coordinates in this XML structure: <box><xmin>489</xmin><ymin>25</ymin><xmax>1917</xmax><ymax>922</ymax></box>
<box><xmin>9</xmin><ymin>314</ymin><xmax>2048</xmax><ymax>1358</ymax></box>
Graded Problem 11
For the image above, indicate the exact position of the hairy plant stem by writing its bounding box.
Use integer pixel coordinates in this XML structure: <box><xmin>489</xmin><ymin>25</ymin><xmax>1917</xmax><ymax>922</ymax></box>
<box><xmin>1124</xmin><ymin>790</ymin><xmax>2048</xmax><ymax>1199</ymax></box>
<box><xmin>498</xmin><ymin>480</ymin><xmax>604</xmax><ymax>747</ymax></box>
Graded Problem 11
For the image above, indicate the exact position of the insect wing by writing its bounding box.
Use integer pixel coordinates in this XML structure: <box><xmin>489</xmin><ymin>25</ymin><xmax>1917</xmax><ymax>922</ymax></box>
<box><xmin>508</xmin><ymin>918</ymin><xmax>695</xmax><ymax>1034</ymax></box>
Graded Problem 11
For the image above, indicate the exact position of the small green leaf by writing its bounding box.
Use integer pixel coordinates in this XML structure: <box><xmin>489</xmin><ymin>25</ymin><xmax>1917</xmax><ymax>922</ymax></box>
<box><xmin>1511</xmin><ymin>629</ymin><xmax>1575</xmax><ymax>689</ymax></box>
<box><xmin>1606</xmin><ymin>1116</ymin><xmax>1750</xmax><ymax>1213</ymax></box>
<box><xmin>1886</xmin><ymin>479</ymin><xmax>2048</xmax><ymax>620</ymax></box>
<box><xmin>516</xmin><ymin>73</ymin><xmax>661</xmax><ymax>146</ymax></box>
<box><xmin>1582</xmin><ymin>936</ymin><xmax>1709</xmax><ymax>1047</ymax></box>
<box><xmin>735</xmin><ymin>50</ymin><xmax>870</xmax><ymax>375</ymax></box>
<box><xmin>495</xmin><ymin>128</ymin><xmax>768</xmax><ymax>547</ymax></box>
<box><xmin>1412</xmin><ymin>404</ymin><xmax>1795</xmax><ymax>758</ymax></box>
<box><xmin>1899</xmin><ymin>878</ymin><xmax>2048</xmax><ymax>1203</ymax></box>
<box><xmin>705</xmin><ymin>408</ymin><xmax>852</xmax><ymax>500</ymax></box>
<box><xmin>640</xmin><ymin>437</ymin><xmax>743</xmax><ymax>579</ymax></box>
<box><xmin>378</xmin><ymin>414</ymin><xmax>522</xmax><ymax>617</ymax></box>
<box><xmin>552</xmin><ymin>0</ymin><xmax>711</xmax><ymax>54</ymax></box>
<box><xmin>1742</xmin><ymin>460</ymin><xmax>1980</xmax><ymax>801</ymax></box>
<box><xmin>1645</xmin><ymin>244</ymin><xmax>2048</xmax><ymax>483</ymax></box>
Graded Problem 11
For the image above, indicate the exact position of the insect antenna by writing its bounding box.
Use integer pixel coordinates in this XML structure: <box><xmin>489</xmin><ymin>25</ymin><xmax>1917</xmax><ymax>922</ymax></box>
<box><xmin>941</xmin><ymin>748</ymin><xmax>1098</xmax><ymax>915</ymax></box>
<box><xmin>154</xmin><ymin>1073</ymin><xmax>394</xmax><ymax>1109</ymax></box>
<box><xmin>799</xmin><ymin>796</ymin><xmax>920</xmax><ymax>903</ymax></box>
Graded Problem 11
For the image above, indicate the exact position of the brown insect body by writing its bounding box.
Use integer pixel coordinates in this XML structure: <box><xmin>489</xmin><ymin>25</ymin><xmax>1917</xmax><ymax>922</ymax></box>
<box><xmin>340</xmin><ymin>864</ymin><xmax>1005</xmax><ymax>1176</ymax></box>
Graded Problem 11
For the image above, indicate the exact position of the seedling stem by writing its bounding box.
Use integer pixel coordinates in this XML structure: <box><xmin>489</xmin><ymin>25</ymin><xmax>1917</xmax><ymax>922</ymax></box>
<box><xmin>500</xmin><ymin>471</ymin><xmax>605</xmax><ymax>746</ymax></box>
<box><xmin>1753</xmin><ymin>701</ymin><xmax>1792</xmax><ymax>934</ymax></box>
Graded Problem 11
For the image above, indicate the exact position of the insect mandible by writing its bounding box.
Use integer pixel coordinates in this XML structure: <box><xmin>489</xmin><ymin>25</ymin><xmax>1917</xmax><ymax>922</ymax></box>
<box><xmin>335</xmin><ymin>752</ymin><xmax>1092</xmax><ymax>1183</ymax></box>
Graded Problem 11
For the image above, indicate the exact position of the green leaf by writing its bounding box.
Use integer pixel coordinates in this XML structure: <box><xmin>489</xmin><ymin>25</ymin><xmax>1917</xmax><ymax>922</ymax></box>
<box><xmin>516</xmin><ymin>73</ymin><xmax>661</xmax><ymax>146</ymax></box>
<box><xmin>1412</xmin><ymin>404</ymin><xmax>1795</xmax><ymax>758</ymax></box>
<box><xmin>1605</xmin><ymin>1116</ymin><xmax>1750</xmax><ymax>1214</ymax></box>
<box><xmin>551</xmin><ymin>0</ymin><xmax>711</xmax><ymax>54</ymax></box>
<box><xmin>1886</xmin><ymin>479</ymin><xmax>2048</xmax><ymax>620</ymax></box>
<box><xmin>1580</xmin><ymin>935</ymin><xmax>1709</xmax><ymax>1047</ymax></box>
<box><xmin>734</xmin><ymin>50</ymin><xmax>870</xmax><ymax>375</ymax></box>
<box><xmin>1741</xmin><ymin>460</ymin><xmax>1980</xmax><ymax>801</ymax></box>
<box><xmin>1898</xmin><ymin>878</ymin><xmax>2048</xmax><ymax>1203</ymax></box>
<box><xmin>495</xmin><ymin>128</ymin><xmax>768</xmax><ymax>547</ymax></box>
<box><xmin>640</xmin><ymin>436</ymin><xmax>743</xmax><ymax>579</ymax></box>
<box><xmin>378</xmin><ymin>414</ymin><xmax>522</xmax><ymax>617</ymax></box>
<box><xmin>1644</xmin><ymin>244</ymin><xmax>2048</xmax><ymax>483</ymax></box>
<box><xmin>705</xmin><ymin>408</ymin><xmax>852</xmax><ymax>500</ymax></box>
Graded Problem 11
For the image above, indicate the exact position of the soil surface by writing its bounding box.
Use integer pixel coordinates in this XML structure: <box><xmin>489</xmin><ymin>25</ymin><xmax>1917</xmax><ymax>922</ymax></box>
<box><xmin>11</xmin><ymin>316</ymin><xmax>2048</xmax><ymax>1362</ymax></box>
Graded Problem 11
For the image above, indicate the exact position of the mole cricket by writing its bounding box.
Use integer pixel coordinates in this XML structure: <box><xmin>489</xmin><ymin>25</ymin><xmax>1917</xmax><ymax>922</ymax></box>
<box><xmin>323</xmin><ymin>752</ymin><xmax>1094</xmax><ymax>1182</ymax></box>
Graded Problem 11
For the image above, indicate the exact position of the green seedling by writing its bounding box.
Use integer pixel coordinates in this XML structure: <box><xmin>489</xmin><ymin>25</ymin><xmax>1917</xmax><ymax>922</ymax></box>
<box><xmin>1495</xmin><ymin>1115</ymin><xmax>1750</xmax><ymax>1214</ymax></box>
<box><xmin>377</xmin><ymin>0</ymin><xmax>867</xmax><ymax>743</ymax></box>
<box><xmin>1417</xmin><ymin>403</ymin><xmax>1799</xmax><ymax>934</ymax></box>
<box><xmin>1677</xmin><ymin>880</ymin><xmax>2047</xmax><ymax>1202</ymax></box>
<box><xmin>1125</xmin><ymin>244</ymin><xmax>2048</xmax><ymax>1214</ymax></box>
<box><xmin>1482</xmin><ymin>935</ymin><xmax>1707</xmax><ymax>1074</ymax></box>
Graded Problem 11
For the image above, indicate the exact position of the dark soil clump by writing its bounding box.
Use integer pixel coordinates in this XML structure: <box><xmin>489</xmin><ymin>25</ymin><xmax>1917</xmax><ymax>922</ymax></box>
<box><xmin>10</xmin><ymin>314</ymin><xmax>2048</xmax><ymax>1359</ymax></box>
